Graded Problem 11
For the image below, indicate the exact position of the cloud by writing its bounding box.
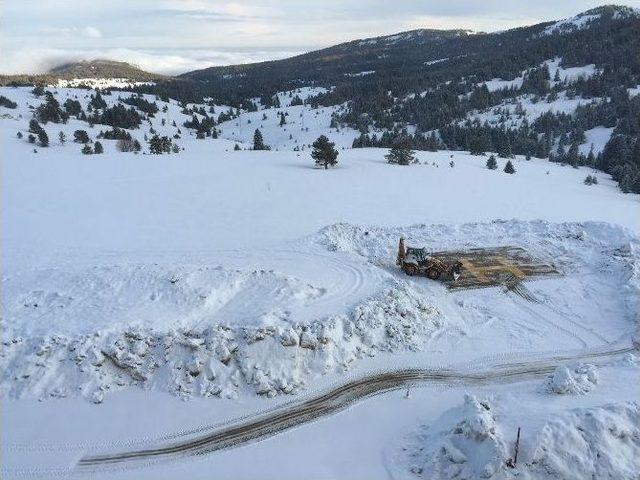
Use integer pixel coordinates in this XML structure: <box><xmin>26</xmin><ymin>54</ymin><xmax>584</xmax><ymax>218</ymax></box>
<box><xmin>82</xmin><ymin>27</ymin><xmax>102</xmax><ymax>38</ymax></box>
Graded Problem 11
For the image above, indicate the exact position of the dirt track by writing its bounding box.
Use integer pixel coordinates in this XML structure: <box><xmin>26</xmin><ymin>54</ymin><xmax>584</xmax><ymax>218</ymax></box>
<box><xmin>76</xmin><ymin>345</ymin><xmax>636</xmax><ymax>472</ymax></box>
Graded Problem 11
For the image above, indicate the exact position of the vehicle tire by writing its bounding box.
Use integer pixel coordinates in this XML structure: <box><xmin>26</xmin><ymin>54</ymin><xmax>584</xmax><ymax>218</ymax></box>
<box><xmin>426</xmin><ymin>267</ymin><xmax>441</xmax><ymax>280</ymax></box>
<box><xmin>404</xmin><ymin>264</ymin><xmax>418</xmax><ymax>276</ymax></box>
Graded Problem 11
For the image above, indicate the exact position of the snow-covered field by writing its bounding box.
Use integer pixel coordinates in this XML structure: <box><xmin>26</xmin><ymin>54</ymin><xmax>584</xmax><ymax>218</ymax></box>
<box><xmin>1</xmin><ymin>85</ymin><xmax>639</xmax><ymax>479</ymax></box>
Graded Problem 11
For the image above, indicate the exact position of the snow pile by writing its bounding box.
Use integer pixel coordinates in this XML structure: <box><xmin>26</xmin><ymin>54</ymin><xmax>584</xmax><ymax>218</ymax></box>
<box><xmin>527</xmin><ymin>402</ymin><xmax>640</xmax><ymax>479</ymax></box>
<box><xmin>543</xmin><ymin>363</ymin><xmax>598</xmax><ymax>395</ymax></box>
<box><xmin>0</xmin><ymin>281</ymin><xmax>441</xmax><ymax>402</ymax></box>
<box><xmin>403</xmin><ymin>395</ymin><xmax>509</xmax><ymax>479</ymax></box>
<box><xmin>55</xmin><ymin>78</ymin><xmax>155</xmax><ymax>89</ymax></box>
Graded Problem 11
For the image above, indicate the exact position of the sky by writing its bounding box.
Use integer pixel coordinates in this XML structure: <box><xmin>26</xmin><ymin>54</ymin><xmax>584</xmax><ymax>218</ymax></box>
<box><xmin>1</xmin><ymin>0</ymin><xmax>639</xmax><ymax>75</ymax></box>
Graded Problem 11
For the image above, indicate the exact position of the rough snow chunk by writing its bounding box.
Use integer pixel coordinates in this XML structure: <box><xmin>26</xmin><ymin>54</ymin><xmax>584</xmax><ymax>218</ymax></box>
<box><xmin>545</xmin><ymin>363</ymin><xmax>598</xmax><ymax>395</ymax></box>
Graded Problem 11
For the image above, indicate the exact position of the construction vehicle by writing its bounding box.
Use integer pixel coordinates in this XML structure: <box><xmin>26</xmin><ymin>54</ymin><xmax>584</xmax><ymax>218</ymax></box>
<box><xmin>396</xmin><ymin>237</ymin><xmax>462</xmax><ymax>280</ymax></box>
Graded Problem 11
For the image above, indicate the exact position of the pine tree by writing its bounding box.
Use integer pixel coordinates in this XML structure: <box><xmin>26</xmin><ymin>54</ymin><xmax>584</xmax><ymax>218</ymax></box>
<box><xmin>311</xmin><ymin>135</ymin><xmax>339</xmax><ymax>169</ymax></box>
<box><xmin>503</xmin><ymin>159</ymin><xmax>516</xmax><ymax>174</ymax></box>
<box><xmin>253</xmin><ymin>129</ymin><xmax>268</xmax><ymax>150</ymax></box>
<box><xmin>234</xmin><ymin>144</ymin><xmax>241</xmax><ymax>151</ymax></box>
<box><xmin>385</xmin><ymin>137</ymin><xmax>415</xmax><ymax>165</ymax></box>
<box><xmin>486</xmin><ymin>155</ymin><xmax>498</xmax><ymax>170</ymax></box>
<box><xmin>73</xmin><ymin>130</ymin><xmax>90</xmax><ymax>143</ymax></box>
<box><xmin>81</xmin><ymin>144</ymin><xmax>93</xmax><ymax>155</ymax></box>
<box><xmin>37</xmin><ymin>129</ymin><xmax>49</xmax><ymax>147</ymax></box>
<box><xmin>94</xmin><ymin>141</ymin><xmax>104</xmax><ymax>154</ymax></box>
<box><xmin>16</xmin><ymin>131</ymin><xmax>23</xmax><ymax>139</ymax></box>
<box><xmin>279</xmin><ymin>112</ymin><xmax>286</xmax><ymax>126</ymax></box>
<box><xmin>59</xmin><ymin>131</ymin><xmax>66</xmax><ymax>145</ymax></box>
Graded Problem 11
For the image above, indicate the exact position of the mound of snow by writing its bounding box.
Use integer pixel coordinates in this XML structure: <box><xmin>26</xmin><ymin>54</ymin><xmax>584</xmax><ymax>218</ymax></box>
<box><xmin>0</xmin><ymin>282</ymin><xmax>441</xmax><ymax>402</ymax></box>
<box><xmin>527</xmin><ymin>402</ymin><xmax>640</xmax><ymax>479</ymax></box>
<box><xmin>543</xmin><ymin>363</ymin><xmax>598</xmax><ymax>395</ymax></box>
<box><xmin>403</xmin><ymin>395</ymin><xmax>509</xmax><ymax>479</ymax></box>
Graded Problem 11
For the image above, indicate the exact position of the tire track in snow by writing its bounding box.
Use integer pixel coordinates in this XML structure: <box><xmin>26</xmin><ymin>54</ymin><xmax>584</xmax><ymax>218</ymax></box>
<box><xmin>73</xmin><ymin>344</ymin><xmax>636</xmax><ymax>473</ymax></box>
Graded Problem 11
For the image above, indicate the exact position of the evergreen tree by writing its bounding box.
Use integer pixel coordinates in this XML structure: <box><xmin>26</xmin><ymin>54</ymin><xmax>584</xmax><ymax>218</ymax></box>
<box><xmin>503</xmin><ymin>159</ymin><xmax>516</xmax><ymax>174</ymax></box>
<box><xmin>385</xmin><ymin>137</ymin><xmax>416</xmax><ymax>165</ymax></box>
<box><xmin>81</xmin><ymin>144</ymin><xmax>93</xmax><ymax>155</ymax></box>
<box><xmin>253</xmin><ymin>129</ymin><xmax>268</xmax><ymax>150</ymax></box>
<box><xmin>59</xmin><ymin>131</ymin><xmax>66</xmax><ymax>145</ymax></box>
<box><xmin>37</xmin><ymin>129</ymin><xmax>49</xmax><ymax>147</ymax></box>
<box><xmin>279</xmin><ymin>112</ymin><xmax>286</xmax><ymax>126</ymax></box>
<box><xmin>148</xmin><ymin>135</ymin><xmax>172</xmax><ymax>154</ymax></box>
<box><xmin>486</xmin><ymin>155</ymin><xmax>498</xmax><ymax>170</ymax></box>
<box><xmin>311</xmin><ymin>135</ymin><xmax>339</xmax><ymax>169</ymax></box>
<box><xmin>234</xmin><ymin>144</ymin><xmax>241</xmax><ymax>151</ymax></box>
<box><xmin>94</xmin><ymin>141</ymin><xmax>104</xmax><ymax>154</ymax></box>
<box><xmin>73</xmin><ymin>130</ymin><xmax>90</xmax><ymax>143</ymax></box>
<box><xmin>16</xmin><ymin>131</ymin><xmax>23</xmax><ymax>139</ymax></box>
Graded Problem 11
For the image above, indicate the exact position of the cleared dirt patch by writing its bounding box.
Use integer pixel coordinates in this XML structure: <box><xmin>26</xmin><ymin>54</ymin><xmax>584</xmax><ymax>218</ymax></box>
<box><xmin>431</xmin><ymin>246</ymin><xmax>561</xmax><ymax>291</ymax></box>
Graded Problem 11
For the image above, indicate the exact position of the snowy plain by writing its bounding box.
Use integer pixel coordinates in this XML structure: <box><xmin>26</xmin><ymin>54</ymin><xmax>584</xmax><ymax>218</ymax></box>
<box><xmin>1</xmin><ymin>84</ymin><xmax>639</xmax><ymax>479</ymax></box>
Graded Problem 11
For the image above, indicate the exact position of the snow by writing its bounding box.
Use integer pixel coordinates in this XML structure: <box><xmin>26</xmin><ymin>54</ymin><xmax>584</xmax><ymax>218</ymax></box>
<box><xmin>541</xmin><ymin>13</ymin><xmax>601</xmax><ymax>36</ymax></box>
<box><xmin>400</xmin><ymin>394</ymin><xmax>509</xmax><ymax>478</ymax></box>
<box><xmin>391</xmin><ymin>394</ymin><xmax>640</xmax><ymax>480</ymax></box>
<box><xmin>345</xmin><ymin>71</ymin><xmax>375</xmax><ymax>77</ymax></box>
<box><xmin>544</xmin><ymin>58</ymin><xmax>599</xmax><ymax>85</ymax></box>
<box><xmin>526</xmin><ymin>402</ymin><xmax>640</xmax><ymax>479</ymax></box>
<box><xmin>466</xmin><ymin>91</ymin><xmax>603</xmax><ymax>128</ymax></box>
<box><xmin>424</xmin><ymin>58</ymin><xmax>449</xmax><ymax>66</ymax></box>
<box><xmin>543</xmin><ymin>363</ymin><xmax>599</xmax><ymax>394</ymax></box>
<box><xmin>481</xmin><ymin>77</ymin><xmax>523</xmax><ymax>92</ymax></box>
<box><xmin>2</xmin><ymin>84</ymin><xmax>640</xmax><ymax>477</ymax></box>
<box><xmin>55</xmin><ymin>78</ymin><xmax>155</xmax><ymax>89</ymax></box>
<box><xmin>580</xmin><ymin>126</ymin><xmax>615</xmax><ymax>155</ymax></box>
<box><xmin>274</xmin><ymin>86</ymin><xmax>330</xmax><ymax>107</ymax></box>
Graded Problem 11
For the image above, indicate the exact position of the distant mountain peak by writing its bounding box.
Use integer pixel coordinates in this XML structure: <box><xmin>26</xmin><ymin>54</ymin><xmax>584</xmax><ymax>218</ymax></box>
<box><xmin>541</xmin><ymin>4</ymin><xmax>640</xmax><ymax>36</ymax></box>
<box><xmin>48</xmin><ymin>59</ymin><xmax>162</xmax><ymax>81</ymax></box>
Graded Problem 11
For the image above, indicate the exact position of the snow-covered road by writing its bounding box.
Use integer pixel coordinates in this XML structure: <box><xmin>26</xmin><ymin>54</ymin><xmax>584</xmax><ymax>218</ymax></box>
<box><xmin>52</xmin><ymin>344</ymin><xmax>640</xmax><ymax>474</ymax></box>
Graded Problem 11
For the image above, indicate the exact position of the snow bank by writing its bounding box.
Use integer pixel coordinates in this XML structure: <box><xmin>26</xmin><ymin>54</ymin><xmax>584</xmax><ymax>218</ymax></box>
<box><xmin>401</xmin><ymin>395</ymin><xmax>509</xmax><ymax>479</ymax></box>
<box><xmin>543</xmin><ymin>363</ymin><xmax>598</xmax><ymax>395</ymax></box>
<box><xmin>395</xmin><ymin>397</ymin><xmax>640</xmax><ymax>480</ymax></box>
<box><xmin>527</xmin><ymin>402</ymin><xmax>640</xmax><ymax>479</ymax></box>
<box><xmin>0</xmin><ymin>282</ymin><xmax>440</xmax><ymax>402</ymax></box>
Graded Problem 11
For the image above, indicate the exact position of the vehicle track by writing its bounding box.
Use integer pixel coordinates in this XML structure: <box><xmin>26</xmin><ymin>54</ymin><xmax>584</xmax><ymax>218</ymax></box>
<box><xmin>75</xmin><ymin>344</ymin><xmax>636</xmax><ymax>472</ymax></box>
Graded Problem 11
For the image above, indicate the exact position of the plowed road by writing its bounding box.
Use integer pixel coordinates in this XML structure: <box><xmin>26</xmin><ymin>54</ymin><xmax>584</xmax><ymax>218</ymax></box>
<box><xmin>76</xmin><ymin>345</ymin><xmax>636</xmax><ymax>472</ymax></box>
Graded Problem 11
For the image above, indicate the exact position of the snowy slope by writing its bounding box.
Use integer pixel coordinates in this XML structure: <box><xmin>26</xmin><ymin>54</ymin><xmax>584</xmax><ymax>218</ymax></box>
<box><xmin>2</xmin><ymin>83</ymin><xmax>640</xmax><ymax>478</ymax></box>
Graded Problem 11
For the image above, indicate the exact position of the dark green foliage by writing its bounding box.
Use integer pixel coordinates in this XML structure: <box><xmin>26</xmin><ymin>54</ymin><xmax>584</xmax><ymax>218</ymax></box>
<box><xmin>81</xmin><ymin>144</ymin><xmax>93</xmax><ymax>155</ymax></box>
<box><xmin>89</xmin><ymin>91</ymin><xmax>107</xmax><ymax>110</ymax></box>
<box><xmin>253</xmin><ymin>129</ymin><xmax>268</xmax><ymax>150</ymax></box>
<box><xmin>59</xmin><ymin>131</ymin><xmax>65</xmax><ymax>145</ymax></box>
<box><xmin>0</xmin><ymin>95</ymin><xmax>17</xmax><ymax>108</ymax></box>
<box><xmin>37</xmin><ymin>128</ymin><xmax>49</xmax><ymax>147</ymax></box>
<box><xmin>234</xmin><ymin>144</ymin><xmax>241</xmax><ymax>151</ymax></box>
<box><xmin>584</xmin><ymin>174</ymin><xmax>598</xmax><ymax>185</ymax></box>
<box><xmin>98</xmin><ymin>127</ymin><xmax>131</xmax><ymax>141</ymax></box>
<box><xmin>385</xmin><ymin>137</ymin><xmax>416</xmax><ymax>165</ymax></box>
<box><xmin>63</xmin><ymin>99</ymin><xmax>82</xmax><ymax>117</ymax></box>
<box><xmin>35</xmin><ymin>92</ymin><xmax>68</xmax><ymax>124</ymax></box>
<box><xmin>312</xmin><ymin>135</ymin><xmax>339</xmax><ymax>169</ymax></box>
<box><xmin>28</xmin><ymin>134</ymin><xmax>36</xmax><ymax>144</ymax></box>
<box><xmin>94</xmin><ymin>141</ymin><xmax>104</xmax><ymax>154</ymax></box>
<box><xmin>121</xmin><ymin>95</ymin><xmax>159</xmax><ymax>114</ymax></box>
<box><xmin>486</xmin><ymin>155</ymin><xmax>498</xmax><ymax>170</ymax></box>
<box><xmin>503</xmin><ymin>159</ymin><xmax>516</xmax><ymax>174</ymax></box>
<box><xmin>73</xmin><ymin>130</ymin><xmax>90</xmax><ymax>143</ymax></box>
<box><xmin>88</xmin><ymin>104</ymin><xmax>142</xmax><ymax>129</ymax></box>
<box><xmin>148</xmin><ymin>135</ymin><xmax>173</xmax><ymax>154</ymax></box>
